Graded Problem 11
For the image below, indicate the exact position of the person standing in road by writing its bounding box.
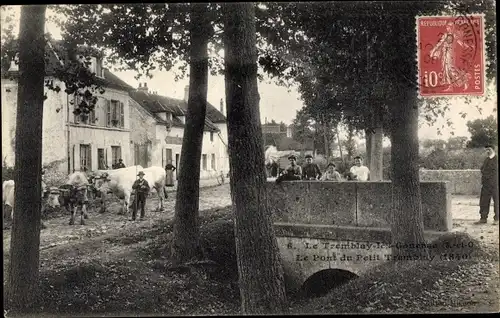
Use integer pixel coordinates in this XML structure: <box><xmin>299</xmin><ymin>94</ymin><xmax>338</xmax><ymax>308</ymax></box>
<box><xmin>474</xmin><ymin>145</ymin><xmax>498</xmax><ymax>225</ymax></box>
<box><xmin>165</xmin><ymin>160</ymin><xmax>176</xmax><ymax>187</ymax></box>
<box><xmin>131</xmin><ymin>171</ymin><xmax>150</xmax><ymax>221</ymax></box>
<box><xmin>302</xmin><ymin>154</ymin><xmax>322</xmax><ymax>180</ymax></box>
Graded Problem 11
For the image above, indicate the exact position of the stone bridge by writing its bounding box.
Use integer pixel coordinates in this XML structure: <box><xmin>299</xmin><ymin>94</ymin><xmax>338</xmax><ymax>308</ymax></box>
<box><xmin>266</xmin><ymin>181</ymin><xmax>452</xmax><ymax>296</ymax></box>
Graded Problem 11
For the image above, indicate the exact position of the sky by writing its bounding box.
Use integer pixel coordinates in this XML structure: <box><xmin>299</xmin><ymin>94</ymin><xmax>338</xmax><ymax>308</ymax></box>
<box><xmin>2</xmin><ymin>5</ymin><xmax>497</xmax><ymax>141</ymax></box>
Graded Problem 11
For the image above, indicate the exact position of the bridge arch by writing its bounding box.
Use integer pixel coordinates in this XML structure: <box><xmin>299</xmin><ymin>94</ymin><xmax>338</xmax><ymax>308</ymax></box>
<box><xmin>300</xmin><ymin>269</ymin><xmax>359</xmax><ymax>298</ymax></box>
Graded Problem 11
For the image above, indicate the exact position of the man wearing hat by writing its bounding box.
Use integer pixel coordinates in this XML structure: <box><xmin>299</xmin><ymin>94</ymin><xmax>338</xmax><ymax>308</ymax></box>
<box><xmin>276</xmin><ymin>154</ymin><xmax>302</xmax><ymax>184</ymax></box>
<box><xmin>115</xmin><ymin>159</ymin><xmax>126</xmax><ymax>169</ymax></box>
<box><xmin>131</xmin><ymin>171</ymin><xmax>150</xmax><ymax>220</ymax></box>
<box><xmin>475</xmin><ymin>144</ymin><xmax>498</xmax><ymax>225</ymax></box>
<box><xmin>302</xmin><ymin>154</ymin><xmax>322</xmax><ymax>180</ymax></box>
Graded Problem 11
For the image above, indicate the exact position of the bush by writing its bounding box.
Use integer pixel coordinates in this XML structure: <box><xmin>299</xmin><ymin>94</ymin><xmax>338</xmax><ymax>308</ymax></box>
<box><xmin>419</xmin><ymin>148</ymin><xmax>484</xmax><ymax>170</ymax></box>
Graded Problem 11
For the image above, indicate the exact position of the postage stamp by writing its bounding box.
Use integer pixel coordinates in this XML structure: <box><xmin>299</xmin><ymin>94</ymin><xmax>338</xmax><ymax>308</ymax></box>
<box><xmin>416</xmin><ymin>14</ymin><xmax>485</xmax><ymax>97</ymax></box>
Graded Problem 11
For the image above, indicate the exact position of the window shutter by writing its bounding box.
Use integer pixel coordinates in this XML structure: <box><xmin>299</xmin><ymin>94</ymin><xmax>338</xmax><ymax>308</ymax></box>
<box><xmin>112</xmin><ymin>101</ymin><xmax>117</xmax><ymax>122</ymax></box>
<box><xmin>106</xmin><ymin>99</ymin><xmax>111</xmax><ymax>127</ymax></box>
<box><xmin>120</xmin><ymin>102</ymin><xmax>124</xmax><ymax>127</ymax></box>
<box><xmin>74</xmin><ymin>95</ymin><xmax>80</xmax><ymax>123</ymax></box>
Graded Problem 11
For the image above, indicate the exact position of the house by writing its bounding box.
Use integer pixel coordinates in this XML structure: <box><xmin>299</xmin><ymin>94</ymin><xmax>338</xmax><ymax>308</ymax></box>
<box><xmin>2</xmin><ymin>40</ymin><xmax>230</xmax><ymax>180</ymax></box>
<box><xmin>128</xmin><ymin>84</ymin><xmax>229</xmax><ymax>180</ymax></box>
<box><xmin>1</xmin><ymin>40</ymin><xmax>135</xmax><ymax>173</ymax></box>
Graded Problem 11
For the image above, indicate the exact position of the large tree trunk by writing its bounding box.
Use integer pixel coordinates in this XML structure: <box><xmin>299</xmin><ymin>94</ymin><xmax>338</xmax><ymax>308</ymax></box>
<box><xmin>370</xmin><ymin>126</ymin><xmax>384</xmax><ymax>181</ymax></box>
<box><xmin>170</xmin><ymin>4</ymin><xmax>210</xmax><ymax>264</ymax></box>
<box><xmin>323</xmin><ymin>115</ymin><xmax>330</xmax><ymax>160</ymax></box>
<box><xmin>365</xmin><ymin>127</ymin><xmax>372</xmax><ymax>168</ymax></box>
<box><xmin>223</xmin><ymin>3</ymin><xmax>287</xmax><ymax>314</ymax></box>
<box><xmin>390</xmin><ymin>87</ymin><xmax>428</xmax><ymax>259</ymax></box>
<box><xmin>7</xmin><ymin>5</ymin><xmax>46</xmax><ymax>311</ymax></box>
<box><xmin>369</xmin><ymin>106</ymin><xmax>384</xmax><ymax>181</ymax></box>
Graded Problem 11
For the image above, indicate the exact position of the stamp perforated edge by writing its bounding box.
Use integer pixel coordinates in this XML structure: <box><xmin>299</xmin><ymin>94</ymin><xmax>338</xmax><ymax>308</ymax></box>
<box><xmin>416</xmin><ymin>13</ymin><xmax>486</xmax><ymax>98</ymax></box>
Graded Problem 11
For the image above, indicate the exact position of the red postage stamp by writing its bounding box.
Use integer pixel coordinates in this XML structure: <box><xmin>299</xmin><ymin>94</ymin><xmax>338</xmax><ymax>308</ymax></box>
<box><xmin>417</xmin><ymin>15</ymin><xmax>485</xmax><ymax>97</ymax></box>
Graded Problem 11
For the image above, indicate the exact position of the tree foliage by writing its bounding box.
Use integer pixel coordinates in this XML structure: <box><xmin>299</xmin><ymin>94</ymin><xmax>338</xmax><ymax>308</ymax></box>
<box><xmin>466</xmin><ymin>115</ymin><xmax>498</xmax><ymax>148</ymax></box>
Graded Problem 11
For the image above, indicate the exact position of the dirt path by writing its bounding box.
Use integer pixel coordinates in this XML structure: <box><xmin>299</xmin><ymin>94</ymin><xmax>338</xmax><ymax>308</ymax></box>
<box><xmin>3</xmin><ymin>184</ymin><xmax>232</xmax><ymax>253</ymax></box>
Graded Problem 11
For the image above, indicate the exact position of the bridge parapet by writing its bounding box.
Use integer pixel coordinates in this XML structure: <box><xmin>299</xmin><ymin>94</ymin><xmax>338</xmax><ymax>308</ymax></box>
<box><xmin>266</xmin><ymin>181</ymin><xmax>452</xmax><ymax>231</ymax></box>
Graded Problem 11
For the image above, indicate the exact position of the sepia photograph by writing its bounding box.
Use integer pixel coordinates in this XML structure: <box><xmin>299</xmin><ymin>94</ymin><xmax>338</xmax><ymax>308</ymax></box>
<box><xmin>2</xmin><ymin>1</ymin><xmax>498</xmax><ymax>316</ymax></box>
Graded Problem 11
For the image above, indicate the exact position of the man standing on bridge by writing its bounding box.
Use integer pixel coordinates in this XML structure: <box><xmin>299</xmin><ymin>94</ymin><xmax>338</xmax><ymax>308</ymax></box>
<box><xmin>302</xmin><ymin>154</ymin><xmax>322</xmax><ymax>180</ymax></box>
<box><xmin>475</xmin><ymin>145</ymin><xmax>498</xmax><ymax>225</ymax></box>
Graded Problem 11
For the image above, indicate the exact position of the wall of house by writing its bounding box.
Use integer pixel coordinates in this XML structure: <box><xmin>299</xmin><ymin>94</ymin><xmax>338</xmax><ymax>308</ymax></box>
<box><xmin>68</xmin><ymin>87</ymin><xmax>131</xmax><ymax>172</ymax></box>
<box><xmin>1</xmin><ymin>77</ymin><xmax>67</xmax><ymax>172</ymax></box>
<box><xmin>214</xmin><ymin>122</ymin><xmax>230</xmax><ymax>177</ymax></box>
<box><xmin>150</xmin><ymin>121</ymin><xmax>229</xmax><ymax>180</ymax></box>
<box><xmin>155</xmin><ymin>125</ymin><xmax>183</xmax><ymax>172</ymax></box>
<box><xmin>129</xmin><ymin>97</ymin><xmax>156</xmax><ymax>168</ymax></box>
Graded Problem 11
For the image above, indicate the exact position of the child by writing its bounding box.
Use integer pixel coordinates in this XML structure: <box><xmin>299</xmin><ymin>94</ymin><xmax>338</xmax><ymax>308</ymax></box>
<box><xmin>321</xmin><ymin>163</ymin><xmax>343</xmax><ymax>181</ymax></box>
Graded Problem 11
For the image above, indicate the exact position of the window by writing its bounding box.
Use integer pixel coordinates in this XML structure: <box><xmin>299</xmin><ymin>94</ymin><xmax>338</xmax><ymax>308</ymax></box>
<box><xmin>210</xmin><ymin>132</ymin><xmax>214</xmax><ymax>142</ymax></box>
<box><xmin>73</xmin><ymin>95</ymin><xmax>95</xmax><ymax>124</ymax></box>
<box><xmin>111</xmin><ymin>146</ymin><xmax>121</xmax><ymax>166</ymax></box>
<box><xmin>202</xmin><ymin>154</ymin><xmax>207</xmax><ymax>171</ymax></box>
<box><xmin>80</xmin><ymin>144</ymin><xmax>91</xmax><ymax>171</ymax></box>
<box><xmin>107</xmin><ymin>100</ymin><xmax>124</xmax><ymax>128</ymax></box>
<box><xmin>98</xmin><ymin>148</ymin><xmax>106</xmax><ymax>170</ymax></box>
<box><xmin>211</xmin><ymin>154</ymin><xmax>216</xmax><ymax>170</ymax></box>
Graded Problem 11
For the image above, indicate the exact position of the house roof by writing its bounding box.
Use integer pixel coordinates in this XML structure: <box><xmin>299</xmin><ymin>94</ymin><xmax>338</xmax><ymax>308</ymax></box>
<box><xmin>129</xmin><ymin>90</ymin><xmax>226</xmax><ymax>132</ymax></box>
<box><xmin>1</xmin><ymin>39</ymin><xmax>135</xmax><ymax>93</ymax></box>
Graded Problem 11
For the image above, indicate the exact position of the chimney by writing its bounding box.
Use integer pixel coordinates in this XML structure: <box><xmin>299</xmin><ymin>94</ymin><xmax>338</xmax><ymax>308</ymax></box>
<box><xmin>184</xmin><ymin>85</ymin><xmax>189</xmax><ymax>102</ymax></box>
<box><xmin>220</xmin><ymin>98</ymin><xmax>224</xmax><ymax>114</ymax></box>
<box><xmin>138</xmin><ymin>82</ymin><xmax>148</xmax><ymax>92</ymax></box>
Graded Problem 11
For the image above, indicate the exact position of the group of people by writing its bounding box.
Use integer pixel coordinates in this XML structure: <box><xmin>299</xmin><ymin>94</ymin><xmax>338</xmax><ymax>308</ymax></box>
<box><xmin>275</xmin><ymin>154</ymin><xmax>370</xmax><ymax>184</ymax></box>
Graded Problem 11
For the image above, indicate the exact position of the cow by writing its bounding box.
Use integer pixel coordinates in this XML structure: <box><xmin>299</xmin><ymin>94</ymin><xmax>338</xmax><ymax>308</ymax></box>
<box><xmin>55</xmin><ymin>171</ymin><xmax>93</xmax><ymax>225</ymax></box>
<box><xmin>2</xmin><ymin>179</ymin><xmax>59</xmax><ymax>229</ymax></box>
<box><xmin>140</xmin><ymin>166</ymin><xmax>168</xmax><ymax>211</ymax></box>
<box><xmin>92</xmin><ymin>165</ymin><xmax>144</xmax><ymax>214</ymax></box>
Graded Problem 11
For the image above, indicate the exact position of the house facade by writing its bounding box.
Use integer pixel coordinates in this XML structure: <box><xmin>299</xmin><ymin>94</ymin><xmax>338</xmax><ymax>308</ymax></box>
<box><xmin>129</xmin><ymin>84</ymin><xmax>229</xmax><ymax>180</ymax></box>
<box><xmin>2</xmin><ymin>42</ymin><xmax>135</xmax><ymax>173</ymax></box>
<box><xmin>2</xmin><ymin>41</ymin><xmax>229</xmax><ymax>181</ymax></box>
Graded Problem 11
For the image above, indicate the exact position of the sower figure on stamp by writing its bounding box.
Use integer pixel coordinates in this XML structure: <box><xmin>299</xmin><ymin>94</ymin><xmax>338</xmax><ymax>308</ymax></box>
<box><xmin>131</xmin><ymin>171</ymin><xmax>150</xmax><ymax>221</ymax></box>
<box><xmin>474</xmin><ymin>145</ymin><xmax>498</xmax><ymax>225</ymax></box>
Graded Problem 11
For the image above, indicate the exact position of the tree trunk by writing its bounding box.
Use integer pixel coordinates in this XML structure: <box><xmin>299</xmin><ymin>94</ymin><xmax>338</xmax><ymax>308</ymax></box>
<box><xmin>170</xmin><ymin>4</ymin><xmax>210</xmax><ymax>264</ymax></box>
<box><xmin>336</xmin><ymin>124</ymin><xmax>343</xmax><ymax>162</ymax></box>
<box><xmin>365</xmin><ymin>127</ymin><xmax>372</xmax><ymax>168</ymax></box>
<box><xmin>323</xmin><ymin>115</ymin><xmax>329</xmax><ymax>161</ymax></box>
<box><xmin>7</xmin><ymin>5</ymin><xmax>46</xmax><ymax>311</ymax></box>
<box><xmin>369</xmin><ymin>106</ymin><xmax>384</xmax><ymax>181</ymax></box>
<box><xmin>223</xmin><ymin>3</ymin><xmax>287</xmax><ymax>314</ymax></box>
<box><xmin>346</xmin><ymin>123</ymin><xmax>355</xmax><ymax>162</ymax></box>
<box><xmin>370</xmin><ymin>125</ymin><xmax>384</xmax><ymax>181</ymax></box>
<box><xmin>390</xmin><ymin>87</ymin><xmax>428</xmax><ymax>259</ymax></box>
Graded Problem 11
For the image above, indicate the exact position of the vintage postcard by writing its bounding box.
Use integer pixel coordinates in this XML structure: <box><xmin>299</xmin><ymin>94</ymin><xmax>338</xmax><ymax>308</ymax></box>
<box><xmin>2</xmin><ymin>2</ymin><xmax>498</xmax><ymax>317</ymax></box>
